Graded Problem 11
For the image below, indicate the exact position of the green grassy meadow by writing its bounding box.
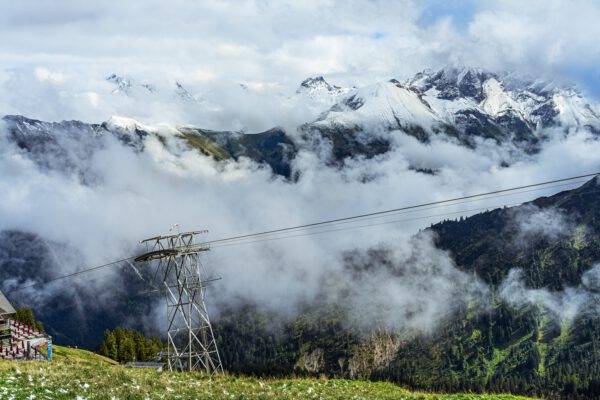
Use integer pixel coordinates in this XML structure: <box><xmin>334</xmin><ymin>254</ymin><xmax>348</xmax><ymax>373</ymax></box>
<box><xmin>0</xmin><ymin>346</ymin><xmax>535</xmax><ymax>400</ymax></box>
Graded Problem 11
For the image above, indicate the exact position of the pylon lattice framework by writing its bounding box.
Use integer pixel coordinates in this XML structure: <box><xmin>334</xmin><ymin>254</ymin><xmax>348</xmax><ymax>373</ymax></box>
<box><xmin>135</xmin><ymin>231</ymin><xmax>223</xmax><ymax>374</ymax></box>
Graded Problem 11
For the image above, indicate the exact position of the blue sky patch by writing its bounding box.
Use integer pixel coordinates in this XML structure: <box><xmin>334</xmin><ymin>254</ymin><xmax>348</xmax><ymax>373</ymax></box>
<box><xmin>418</xmin><ymin>0</ymin><xmax>478</xmax><ymax>31</ymax></box>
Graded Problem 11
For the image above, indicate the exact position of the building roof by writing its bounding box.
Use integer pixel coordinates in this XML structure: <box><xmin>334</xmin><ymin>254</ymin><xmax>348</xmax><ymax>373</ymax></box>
<box><xmin>0</xmin><ymin>289</ymin><xmax>15</xmax><ymax>316</ymax></box>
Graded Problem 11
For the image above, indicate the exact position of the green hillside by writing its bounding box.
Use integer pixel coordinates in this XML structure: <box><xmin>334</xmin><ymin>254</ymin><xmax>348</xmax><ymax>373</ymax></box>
<box><xmin>0</xmin><ymin>346</ymin><xmax>532</xmax><ymax>400</ymax></box>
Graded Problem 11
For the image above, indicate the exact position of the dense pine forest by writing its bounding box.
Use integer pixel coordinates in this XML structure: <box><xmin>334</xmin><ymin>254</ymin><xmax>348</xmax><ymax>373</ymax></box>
<box><xmin>99</xmin><ymin>327</ymin><xmax>162</xmax><ymax>364</ymax></box>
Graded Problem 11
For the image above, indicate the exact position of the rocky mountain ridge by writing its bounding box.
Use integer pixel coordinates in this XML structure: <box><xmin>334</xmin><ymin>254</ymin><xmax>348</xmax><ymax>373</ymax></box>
<box><xmin>307</xmin><ymin>67</ymin><xmax>599</xmax><ymax>155</ymax></box>
<box><xmin>101</xmin><ymin>66</ymin><xmax>600</xmax><ymax>142</ymax></box>
<box><xmin>3</xmin><ymin>67</ymin><xmax>598</xmax><ymax>180</ymax></box>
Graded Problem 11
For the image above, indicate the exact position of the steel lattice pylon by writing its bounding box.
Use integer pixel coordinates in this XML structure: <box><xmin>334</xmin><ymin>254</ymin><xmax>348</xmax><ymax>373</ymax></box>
<box><xmin>135</xmin><ymin>231</ymin><xmax>223</xmax><ymax>374</ymax></box>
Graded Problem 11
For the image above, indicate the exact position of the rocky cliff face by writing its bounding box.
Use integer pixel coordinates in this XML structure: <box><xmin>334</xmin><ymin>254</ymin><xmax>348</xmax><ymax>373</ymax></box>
<box><xmin>345</xmin><ymin>331</ymin><xmax>402</xmax><ymax>379</ymax></box>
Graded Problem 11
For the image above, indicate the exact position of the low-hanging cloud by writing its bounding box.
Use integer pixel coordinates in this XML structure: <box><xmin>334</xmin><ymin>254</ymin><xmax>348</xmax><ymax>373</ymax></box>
<box><xmin>511</xmin><ymin>204</ymin><xmax>576</xmax><ymax>245</ymax></box>
<box><xmin>0</xmin><ymin>110</ymin><xmax>599</xmax><ymax>335</ymax></box>
<box><xmin>499</xmin><ymin>265</ymin><xmax>600</xmax><ymax>323</ymax></box>
<box><xmin>322</xmin><ymin>232</ymin><xmax>490</xmax><ymax>333</ymax></box>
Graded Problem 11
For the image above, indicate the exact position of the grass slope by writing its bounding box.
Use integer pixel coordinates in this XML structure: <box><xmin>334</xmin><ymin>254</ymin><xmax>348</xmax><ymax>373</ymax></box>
<box><xmin>0</xmin><ymin>346</ymin><xmax>535</xmax><ymax>399</ymax></box>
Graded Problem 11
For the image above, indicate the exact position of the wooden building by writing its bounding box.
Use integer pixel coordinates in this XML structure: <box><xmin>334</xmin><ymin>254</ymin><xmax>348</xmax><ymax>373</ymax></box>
<box><xmin>0</xmin><ymin>290</ymin><xmax>50</xmax><ymax>360</ymax></box>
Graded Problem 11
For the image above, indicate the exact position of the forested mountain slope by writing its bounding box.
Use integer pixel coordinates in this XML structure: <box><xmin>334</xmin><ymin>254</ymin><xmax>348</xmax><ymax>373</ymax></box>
<box><xmin>215</xmin><ymin>178</ymin><xmax>600</xmax><ymax>399</ymax></box>
<box><xmin>1</xmin><ymin>176</ymin><xmax>598</xmax><ymax>398</ymax></box>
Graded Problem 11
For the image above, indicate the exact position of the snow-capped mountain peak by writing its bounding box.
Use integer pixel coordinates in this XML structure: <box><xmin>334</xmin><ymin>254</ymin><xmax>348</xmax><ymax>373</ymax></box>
<box><xmin>312</xmin><ymin>81</ymin><xmax>441</xmax><ymax>131</ymax></box>
<box><xmin>552</xmin><ymin>90</ymin><xmax>600</xmax><ymax>127</ymax></box>
<box><xmin>3</xmin><ymin>66</ymin><xmax>600</xmax><ymax>183</ymax></box>
<box><xmin>407</xmin><ymin>67</ymin><xmax>600</xmax><ymax>130</ymax></box>
<box><xmin>174</xmin><ymin>81</ymin><xmax>195</xmax><ymax>102</ymax></box>
<box><xmin>409</xmin><ymin>67</ymin><xmax>495</xmax><ymax>102</ymax></box>
<box><xmin>296</xmin><ymin>76</ymin><xmax>349</xmax><ymax>97</ymax></box>
<box><xmin>307</xmin><ymin>66</ymin><xmax>600</xmax><ymax>152</ymax></box>
<box><xmin>103</xmin><ymin>115</ymin><xmax>160</xmax><ymax>133</ymax></box>
<box><xmin>106</xmin><ymin>74</ymin><xmax>154</xmax><ymax>95</ymax></box>
<box><xmin>106</xmin><ymin>74</ymin><xmax>133</xmax><ymax>94</ymax></box>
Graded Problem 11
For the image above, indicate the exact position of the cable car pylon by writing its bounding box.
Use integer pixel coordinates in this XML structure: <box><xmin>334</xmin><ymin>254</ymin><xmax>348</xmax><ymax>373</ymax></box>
<box><xmin>135</xmin><ymin>230</ymin><xmax>223</xmax><ymax>374</ymax></box>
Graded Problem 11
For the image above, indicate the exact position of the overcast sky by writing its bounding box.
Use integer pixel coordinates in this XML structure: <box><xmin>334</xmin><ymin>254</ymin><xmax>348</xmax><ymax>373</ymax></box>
<box><xmin>0</xmin><ymin>0</ymin><xmax>599</xmax><ymax>99</ymax></box>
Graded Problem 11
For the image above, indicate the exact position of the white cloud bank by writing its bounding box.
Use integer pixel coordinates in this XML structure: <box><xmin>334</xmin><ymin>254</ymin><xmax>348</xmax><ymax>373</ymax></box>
<box><xmin>500</xmin><ymin>265</ymin><xmax>600</xmax><ymax>323</ymax></box>
<box><xmin>0</xmin><ymin>116</ymin><xmax>598</xmax><ymax>331</ymax></box>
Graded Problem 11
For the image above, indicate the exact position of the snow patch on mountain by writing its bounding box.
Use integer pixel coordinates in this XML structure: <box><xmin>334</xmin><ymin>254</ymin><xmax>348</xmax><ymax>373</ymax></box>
<box><xmin>481</xmin><ymin>78</ymin><xmax>521</xmax><ymax>117</ymax></box>
<box><xmin>106</xmin><ymin>74</ymin><xmax>156</xmax><ymax>96</ymax></box>
<box><xmin>103</xmin><ymin>116</ymin><xmax>179</xmax><ymax>137</ymax></box>
<box><xmin>312</xmin><ymin>81</ymin><xmax>442</xmax><ymax>131</ymax></box>
<box><xmin>311</xmin><ymin>67</ymin><xmax>600</xmax><ymax>141</ymax></box>
<box><xmin>105</xmin><ymin>115</ymin><xmax>146</xmax><ymax>131</ymax></box>
<box><xmin>418</xmin><ymin>89</ymin><xmax>477</xmax><ymax>123</ymax></box>
<box><xmin>174</xmin><ymin>81</ymin><xmax>195</xmax><ymax>102</ymax></box>
<box><xmin>553</xmin><ymin>90</ymin><xmax>600</xmax><ymax>128</ymax></box>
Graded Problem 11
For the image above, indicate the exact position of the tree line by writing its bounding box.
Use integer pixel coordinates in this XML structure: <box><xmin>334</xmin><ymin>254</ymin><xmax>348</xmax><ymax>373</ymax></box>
<box><xmin>99</xmin><ymin>327</ymin><xmax>163</xmax><ymax>363</ymax></box>
<box><xmin>12</xmin><ymin>307</ymin><xmax>44</xmax><ymax>332</ymax></box>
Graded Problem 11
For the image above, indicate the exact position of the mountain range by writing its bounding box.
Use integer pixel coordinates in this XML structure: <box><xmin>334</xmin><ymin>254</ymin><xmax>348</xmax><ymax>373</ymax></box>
<box><xmin>1</xmin><ymin>66</ymin><xmax>600</xmax><ymax>399</ymax></box>
<box><xmin>3</xmin><ymin>66</ymin><xmax>599</xmax><ymax>180</ymax></box>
